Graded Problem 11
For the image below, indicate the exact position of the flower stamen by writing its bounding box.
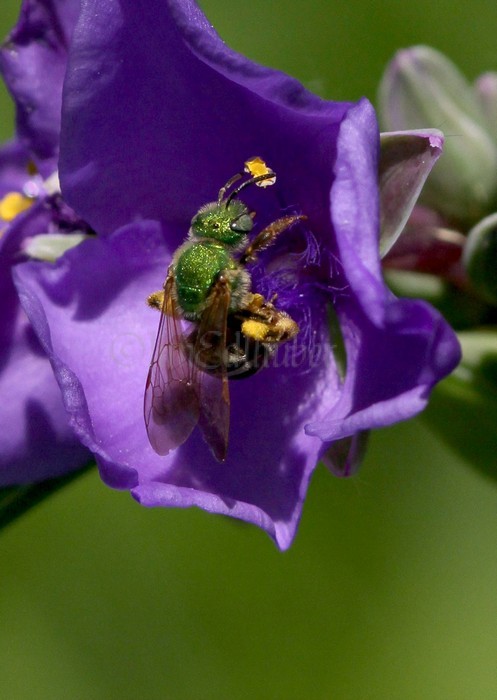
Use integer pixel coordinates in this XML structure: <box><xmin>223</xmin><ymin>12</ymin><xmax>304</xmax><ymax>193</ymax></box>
<box><xmin>0</xmin><ymin>192</ymin><xmax>33</xmax><ymax>222</ymax></box>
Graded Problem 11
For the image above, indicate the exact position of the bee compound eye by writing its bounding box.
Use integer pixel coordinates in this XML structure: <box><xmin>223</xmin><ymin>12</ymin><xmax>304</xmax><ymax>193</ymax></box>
<box><xmin>230</xmin><ymin>214</ymin><xmax>253</xmax><ymax>233</ymax></box>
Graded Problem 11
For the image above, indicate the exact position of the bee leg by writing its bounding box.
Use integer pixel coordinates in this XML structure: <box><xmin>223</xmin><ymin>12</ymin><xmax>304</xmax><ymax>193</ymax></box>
<box><xmin>243</xmin><ymin>292</ymin><xmax>265</xmax><ymax>311</ymax></box>
<box><xmin>223</xmin><ymin>268</ymin><xmax>251</xmax><ymax>311</ymax></box>
<box><xmin>147</xmin><ymin>288</ymin><xmax>181</xmax><ymax>317</ymax></box>
<box><xmin>241</xmin><ymin>313</ymin><xmax>299</xmax><ymax>344</ymax></box>
<box><xmin>239</xmin><ymin>214</ymin><xmax>306</xmax><ymax>264</ymax></box>
<box><xmin>242</xmin><ymin>293</ymin><xmax>279</xmax><ymax>316</ymax></box>
<box><xmin>239</xmin><ymin>294</ymin><xmax>299</xmax><ymax>343</ymax></box>
<box><xmin>147</xmin><ymin>290</ymin><xmax>164</xmax><ymax>311</ymax></box>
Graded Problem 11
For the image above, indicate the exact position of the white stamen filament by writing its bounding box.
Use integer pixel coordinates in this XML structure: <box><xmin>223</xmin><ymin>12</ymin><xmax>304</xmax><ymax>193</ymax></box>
<box><xmin>23</xmin><ymin>232</ymin><xmax>89</xmax><ymax>262</ymax></box>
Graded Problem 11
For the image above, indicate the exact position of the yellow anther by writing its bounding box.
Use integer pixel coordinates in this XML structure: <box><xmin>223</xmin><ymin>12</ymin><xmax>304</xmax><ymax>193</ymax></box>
<box><xmin>244</xmin><ymin>157</ymin><xmax>276</xmax><ymax>187</ymax></box>
<box><xmin>0</xmin><ymin>192</ymin><xmax>33</xmax><ymax>222</ymax></box>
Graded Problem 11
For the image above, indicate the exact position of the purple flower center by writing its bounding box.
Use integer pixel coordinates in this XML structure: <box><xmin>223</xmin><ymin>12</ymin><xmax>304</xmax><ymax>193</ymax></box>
<box><xmin>246</xmin><ymin>210</ymin><xmax>338</xmax><ymax>375</ymax></box>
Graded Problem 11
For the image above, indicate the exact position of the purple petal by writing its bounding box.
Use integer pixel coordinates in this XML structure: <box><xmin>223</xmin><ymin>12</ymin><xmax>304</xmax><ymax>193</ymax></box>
<box><xmin>329</xmin><ymin>107</ymin><xmax>460</xmax><ymax>418</ymax></box>
<box><xmin>1</xmin><ymin>202</ymin><xmax>90</xmax><ymax>485</ymax></box>
<box><xmin>60</xmin><ymin>0</ymin><xmax>352</xmax><ymax>238</ymax></box>
<box><xmin>379</xmin><ymin>129</ymin><xmax>444</xmax><ymax>257</ymax></box>
<box><xmin>0</xmin><ymin>139</ymin><xmax>30</xmax><ymax>197</ymax></box>
<box><xmin>14</xmin><ymin>223</ymin><xmax>339</xmax><ymax>549</ymax></box>
<box><xmin>306</xmin><ymin>294</ymin><xmax>461</xmax><ymax>442</ymax></box>
<box><xmin>0</xmin><ymin>0</ymin><xmax>80</xmax><ymax>176</ymax></box>
<box><xmin>330</xmin><ymin>99</ymin><xmax>387</xmax><ymax>324</ymax></box>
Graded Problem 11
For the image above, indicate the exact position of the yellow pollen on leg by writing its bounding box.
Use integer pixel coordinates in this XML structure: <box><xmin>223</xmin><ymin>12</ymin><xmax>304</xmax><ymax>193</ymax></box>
<box><xmin>147</xmin><ymin>291</ymin><xmax>165</xmax><ymax>310</ymax></box>
<box><xmin>241</xmin><ymin>318</ymin><xmax>272</xmax><ymax>342</ymax></box>
<box><xmin>242</xmin><ymin>315</ymin><xmax>299</xmax><ymax>343</ymax></box>
<box><xmin>147</xmin><ymin>290</ymin><xmax>181</xmax><ymax>317</ymax></box>
<box><xmin>0</xmin><ymin>192</ymin><xmax>33</xmax><ymax>222</ymax></box>
<box><xmin>274</xmin><ymin>316</ymin><xmax>299</xmax><ymax>341</ymax></box>
<box><xmin>245</xmin><ymin>292</ymin><xmax>265</xmax><ymax>309</ymax></box>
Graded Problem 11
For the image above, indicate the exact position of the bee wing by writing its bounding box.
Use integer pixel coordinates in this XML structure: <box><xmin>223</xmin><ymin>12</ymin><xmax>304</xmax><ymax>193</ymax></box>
<box><xmin>144</xmin><ymin>274</ymin><xmax>200</xmax><ymax>455</ymax></box>
<box><xmin>194</xmin><ymin>275</ymin><xmax>231</xmax><ymax>462</ymax></box>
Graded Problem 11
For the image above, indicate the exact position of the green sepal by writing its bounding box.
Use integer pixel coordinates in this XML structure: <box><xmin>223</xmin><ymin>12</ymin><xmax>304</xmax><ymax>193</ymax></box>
<box><xmin>464</xmin><ymin>213</ymin><xmax>497</xmax><ymax>306</ymax></box>
<box><xmin>475</xmin><ymin>72</ymin><xmax>497</xmax><ymax>144</ymax></box>
<box><xmin>420</xmin><ymin>329</ymin><xmax>497</xmax><ymax>481</ymax></box>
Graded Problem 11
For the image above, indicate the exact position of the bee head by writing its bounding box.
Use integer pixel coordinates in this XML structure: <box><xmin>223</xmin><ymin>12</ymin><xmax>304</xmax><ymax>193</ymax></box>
<box><xmin>190</xmin><ymin>160</ymin><xmax>276</xmax><ymax>246</ymax></box>
<box><xmin>190</xmin><ymin>199</ymin><xmax>253</xmax><ymax>246</ymax></box>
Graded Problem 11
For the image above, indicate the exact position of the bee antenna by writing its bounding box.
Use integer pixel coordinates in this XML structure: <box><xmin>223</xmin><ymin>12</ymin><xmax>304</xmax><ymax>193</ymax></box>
<box><xmin>218</xmin><ymin>173</ymin><xmax>243</xmax><ymax>203</ymax></box>
<box><xmin>225</xmin><ymin>172</ymin><xmax>276</xmax><ymax>208</ymax></box>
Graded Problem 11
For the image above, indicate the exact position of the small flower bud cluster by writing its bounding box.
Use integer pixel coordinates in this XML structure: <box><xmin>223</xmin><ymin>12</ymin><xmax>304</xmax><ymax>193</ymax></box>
<box><xmin>379</xmin><ymin>46</ymin><xmax>497</xmax><ymax>314</ymax></box>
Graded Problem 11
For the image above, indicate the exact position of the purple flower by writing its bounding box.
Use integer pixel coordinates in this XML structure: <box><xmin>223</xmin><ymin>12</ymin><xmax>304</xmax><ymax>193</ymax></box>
<box><xmin>0</xmin><ymin>143</ymin><xmax>91</xmax><ymax>485</ymax></box>
<box><xmin>0</xmin><ymin>0</ymin><xmax>90</xmax><ymax>485</ymax></box>
<box><xmin>13</xmin><ymin>0</ymin><xmax>460</xmax><ymax>548</ymax></box>
<box><xmin>0</xmin><ymin>0</ymin><xmax>80</xmax><ymax>177</ymax></box>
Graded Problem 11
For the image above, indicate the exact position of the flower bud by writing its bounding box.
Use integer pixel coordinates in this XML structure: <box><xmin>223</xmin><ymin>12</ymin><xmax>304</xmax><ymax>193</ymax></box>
<box><xmin>474</xmin><ymin>72</ymin><xmax>497</xmax><ymax>143</ymax></box>
<box><xmin>379</xmin><ymin>46</ymin><xmax>497</xmax><ymax>224</ymax></box>
<box><xmin>379</xmin><ymin>129</ymin><xmax>443</xmax><ymax>257</ymax></box>
<box><xmin>321</xmin><ymin>432</ymin><xmax>369</xmax><ymax>478</ymax></box>
<box><xmin>463</xmin><ymin>213</ymin><xmax>497</xmax><ymax>305</ymax></box>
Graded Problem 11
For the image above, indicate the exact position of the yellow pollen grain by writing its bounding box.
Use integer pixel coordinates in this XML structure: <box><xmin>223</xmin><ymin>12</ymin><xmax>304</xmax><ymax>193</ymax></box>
<box><xmin>244</xmin><ymin>157</ymin><xmax>276</xmax><ymax>187</ymax></box>
<box><xmin>0</xmin><ymin>192</ymin><xmax>33</xmax><ymax>221</ymax></box>
<box><xmin>241</xmin><ymin>318</ymin><xmax>271</xmax><ymax>342</ymax></box>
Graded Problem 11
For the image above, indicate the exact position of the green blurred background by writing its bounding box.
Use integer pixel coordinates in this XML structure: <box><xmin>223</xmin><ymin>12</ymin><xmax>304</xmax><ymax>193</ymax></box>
<box><xmin>2</xmin><ymin>2</ymin><xmax>497</xmax><ymax>698</ymax></box>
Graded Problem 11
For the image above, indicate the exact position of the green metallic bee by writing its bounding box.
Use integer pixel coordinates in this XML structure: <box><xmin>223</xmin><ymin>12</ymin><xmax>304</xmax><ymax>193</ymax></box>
<box><xmin>144</xmin><ymin>158</ymin><xmax>303</xmax><ymax>461</ymax></box>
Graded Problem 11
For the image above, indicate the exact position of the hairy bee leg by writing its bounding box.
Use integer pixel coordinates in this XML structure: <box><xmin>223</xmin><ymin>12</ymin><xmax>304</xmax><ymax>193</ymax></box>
<box><xmin>147</xmin><ymin>290</ymin><xmax>164</xmax><ymax>310</ymax></box>
<box><xmin>241</xmin><ymin>314</ymin><xmax>299</xmax><ymax>343</ymax></box>
<box><xmin>223</xmin><ymin>267</ymin><xmax>251</xmax><ymax>311</ymax></box>
<box><xmin>239</xmin><ymin>214</ymin><xmax>306</xmax><ymax>264</ymax></box>
<box><xmin>241</xmin><ymin>293</ymin><xmax>279</xmax><ymax>318</ymax></box>
<box><xmin>147</xmin><ymin>288</ymin><xmax>181</xmax><ymax>317</ymax></box>
<box><xmin>243</xmin><ymin>292</ymin><xmax>265</xmax><ymax>311</ymax></box>
<box><xmin>238</xmin><ymin>293</ymin><xmax>299</xmax><ymax>343</ymax></box>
